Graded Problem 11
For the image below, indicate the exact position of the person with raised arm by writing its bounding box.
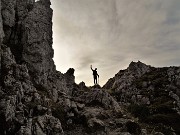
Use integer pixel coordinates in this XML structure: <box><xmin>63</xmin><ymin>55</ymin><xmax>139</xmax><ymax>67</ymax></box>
<box><xmin>90</xmin><ymin>65</ymin><xmax>99</xmax><ymax>85</ymax></box>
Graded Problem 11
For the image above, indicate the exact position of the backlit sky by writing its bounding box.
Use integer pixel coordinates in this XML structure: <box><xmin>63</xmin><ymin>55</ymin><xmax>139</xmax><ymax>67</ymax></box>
<box><xmin>51</xmin><ymin>0</ymin><xmax>180</xmax><ymax>86</ymax></box>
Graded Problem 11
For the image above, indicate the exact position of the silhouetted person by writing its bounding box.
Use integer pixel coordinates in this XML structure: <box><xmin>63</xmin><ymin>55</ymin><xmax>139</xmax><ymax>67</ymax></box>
<box><xmin>90</xmin><ymin>65</ymin><xmax>99</xmax><ymax>85</ymax></box>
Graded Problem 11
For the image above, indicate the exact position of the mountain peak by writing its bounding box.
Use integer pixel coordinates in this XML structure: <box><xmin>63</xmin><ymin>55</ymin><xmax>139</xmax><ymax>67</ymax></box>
<box><xmin>128</xmin><ymin>61</ymin><xmax>151</xmax><ymax>72</ymax></box>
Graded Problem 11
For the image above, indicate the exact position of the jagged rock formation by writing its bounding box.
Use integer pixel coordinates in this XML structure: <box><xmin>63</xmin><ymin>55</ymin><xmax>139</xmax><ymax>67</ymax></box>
<box><xmin>1</xmin><ymin>0</ymin><xmax>180</xmax><ymax>135</ymax></box>
<box><xmin>103</xmin><ymin>61</ymin><xmax>152</xmax><ymax>104</ymax></box>
<box><xmin>104</xmin><ymin>61</ymin><xmax>180</xmax><ymax>134</ymax></box>
<box><xmin>0</xmin><ymin>0</ymin><xmax>72</xmax><ymax>134</ymax></box>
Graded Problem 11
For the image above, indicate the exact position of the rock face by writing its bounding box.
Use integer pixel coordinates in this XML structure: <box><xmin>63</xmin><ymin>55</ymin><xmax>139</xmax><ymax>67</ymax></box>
<box><xmin>1</xmin><ymin>0</ymin><xmax>180</xmax><ymax>135</ymax></box>
<box><xmin>0</xmin><ymin>0</ymin><xmax>4</xmax><ymax>83</ymax></box>
<box><xmin>104</xmin><ymin>61</ymin><xmax>151</xmax><ymax>91</ymax></box>
<box><xmin>104</xmin><ymin>61</ymin><xmax>180</xmax><ymax>134</ymax></box>
<box><xmin>0</xmin><ymin>0</ymin><xmax>72</xmax><ymax>134</ymax></box>
<box><xmin>22</xmin><ymin>0</ymin><xmax>55</xmax><ymax>88</ymax></box>
<box><xmin>0</xmin><ymin>0</ymin><xmax>4</xmax><ymax>41</ymax></box>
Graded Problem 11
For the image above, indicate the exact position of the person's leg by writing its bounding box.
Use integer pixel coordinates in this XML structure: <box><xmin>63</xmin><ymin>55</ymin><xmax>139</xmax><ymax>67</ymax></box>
<box><xmin>95</xmin><ymin>77</ymin><xmax>97</xmax><ymax>85</ymax></box>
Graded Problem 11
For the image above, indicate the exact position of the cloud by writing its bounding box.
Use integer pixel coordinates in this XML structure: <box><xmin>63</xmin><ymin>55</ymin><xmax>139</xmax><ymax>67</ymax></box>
<box><xmin>51</xmin><ymin>0</ymin><xmax>180</xmax><ymax>86</ymax></box>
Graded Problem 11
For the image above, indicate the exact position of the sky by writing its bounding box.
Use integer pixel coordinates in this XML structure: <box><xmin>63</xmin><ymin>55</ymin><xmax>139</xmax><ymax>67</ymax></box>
<box><xmin>50</xmin><ymin>0</ymin><xmax>180</xmax><ymax>86</ymax></box>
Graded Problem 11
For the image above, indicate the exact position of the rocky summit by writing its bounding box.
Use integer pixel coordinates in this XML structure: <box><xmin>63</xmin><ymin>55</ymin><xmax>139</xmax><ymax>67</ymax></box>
<box><xmin>0</xmin><ymin>0</ymin><xmax>180</xmax><ymax>135</ymax></box>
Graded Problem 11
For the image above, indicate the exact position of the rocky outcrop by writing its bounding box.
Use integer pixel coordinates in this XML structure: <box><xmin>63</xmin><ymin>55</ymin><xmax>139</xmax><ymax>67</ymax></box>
<box><xmin>103</xmin><ymin>61</ymin><xmax>152</xmax><ymax>105</ymax></box>
<box><xmin>22</xmin><ymin>0</ymin><xmax>55</xmax><ymax>88</ymax></box>
<box><xmin>1</xmin><ymin>0</ymin><xmax>74</xmax><ymax>94</ymax></box>
<box><xmin>0</xmin><ymin>0</ymin><xmax>4</xmax><ymax>83</ymax></box>
<box><xmin>104</xmin><ymin>61</ymin><xmax>180</xmax><ymax>135</ymax></box>
<box><xmin>17</xmin><ymin>115</ymin><xmax>64</xmax><ymax>135</ymax></box>
<box><xmin>104</xmin><ymin>61</ymin><xmax>151</xmax><ymax>90</ymax></box>
<box><xmin>0</xmin><ymin>0</ymin><xmax>4</xmax><ymax>41</ymax></box>
<box><xmin>74</xmin><ymin>89</ymin><xmax>121</xmax><ymax>112</ymax></box>
<box><xmin>0</xmin><ymin>0</ymin><xmax>72</xmax><ymax>134</ymax></box>
<box><xmin>0</xmin><ymin>44</ymin><xmax>67</xmax><ymax>134</ymax></box>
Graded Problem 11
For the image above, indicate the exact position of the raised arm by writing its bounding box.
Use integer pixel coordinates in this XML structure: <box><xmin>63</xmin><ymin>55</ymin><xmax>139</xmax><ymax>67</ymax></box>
<box><xmin>90</xmin><ymin>65</ymin><xmax>93</xmax><ymax>71</ymax></box>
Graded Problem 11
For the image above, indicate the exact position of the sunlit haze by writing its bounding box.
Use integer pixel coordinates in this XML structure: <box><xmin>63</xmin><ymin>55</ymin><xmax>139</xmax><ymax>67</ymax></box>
<box><xmin>51</xmin><ymin>0</ymin><xmax>180</xmax><ymax>86</ymax></box>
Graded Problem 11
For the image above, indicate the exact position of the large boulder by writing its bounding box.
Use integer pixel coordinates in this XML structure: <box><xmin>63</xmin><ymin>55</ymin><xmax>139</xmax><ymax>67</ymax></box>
<box><xmin>74</xmin><ymin>89</ymin><xmax>122</xmax><ymax>112</ymax></box>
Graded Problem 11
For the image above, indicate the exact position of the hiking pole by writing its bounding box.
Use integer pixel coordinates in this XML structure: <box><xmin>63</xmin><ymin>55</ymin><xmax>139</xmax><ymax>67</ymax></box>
<box><xmin>98</xmin><ymin>75</ymin><xmax>99</xmax><ymax>85</ymax></box>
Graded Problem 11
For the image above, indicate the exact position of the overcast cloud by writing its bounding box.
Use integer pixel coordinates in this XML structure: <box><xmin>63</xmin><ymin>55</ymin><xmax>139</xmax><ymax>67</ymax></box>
<box><xmin>51</xmin><ymin>0</ymin><xmax>180</xmax><ymax>86</ymax></box>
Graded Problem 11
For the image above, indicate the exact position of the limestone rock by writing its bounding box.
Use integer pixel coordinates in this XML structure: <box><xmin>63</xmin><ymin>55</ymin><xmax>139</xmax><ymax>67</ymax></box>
<box><xmin>87</xmin><ymin>118</ymin><xmax>105</xmax><ymax>131</ymax></box>
<box><xmin>78</xmin><ymin>81</ymin><xmax>89</xmax><ymax>91</ymax></box>
<box><xmin>0</xmin><ymin>0</ymin><xmax>4</xmax><ymax>41</ymax></box>
<box><xmin>1</xmin><ymin>0</ymin><xmax>16</xmax><ymax>27</ymax></box>
<box><xmin>64</xmin><ymin>68</ymin><xmax>75</xmax><ymax>95</ymax></box>
<box><xmin>22</xmin><ymin>0</ymin><xmax>55</xmax><ymax>88</ymax></box>
<box><xmin>36</xmin><ymin>115</ymin><xmax>64</xmax><ymax>135</ymax></box>
<box><xmin>104</xmin><ymin>61</ymin><xmax>151</xmax><ymax>92</ymax></box>
<box><xmin>74</xmin><ymin>89</ymin><xmax>121</xmax><ymax>112</ymax></box>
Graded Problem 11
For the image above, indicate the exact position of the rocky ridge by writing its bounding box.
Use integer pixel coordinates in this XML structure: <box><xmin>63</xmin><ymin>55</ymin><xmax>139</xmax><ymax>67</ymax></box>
<box><xmin>104</xmin><ymin>61</ymin><xmax>180</xmax><ymax>134</ymax></box>
<box><xmin>1</xmin><ymin>0</ymin><xmax>180</xmax><ymax>135</ymax></box>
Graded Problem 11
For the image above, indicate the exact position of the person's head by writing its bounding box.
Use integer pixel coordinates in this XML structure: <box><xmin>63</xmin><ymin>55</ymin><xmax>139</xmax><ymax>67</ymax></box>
<box><xmin>95</xmin><ymin>68</ymin><xmax>97</xmax><ymax>70</ymax></box>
